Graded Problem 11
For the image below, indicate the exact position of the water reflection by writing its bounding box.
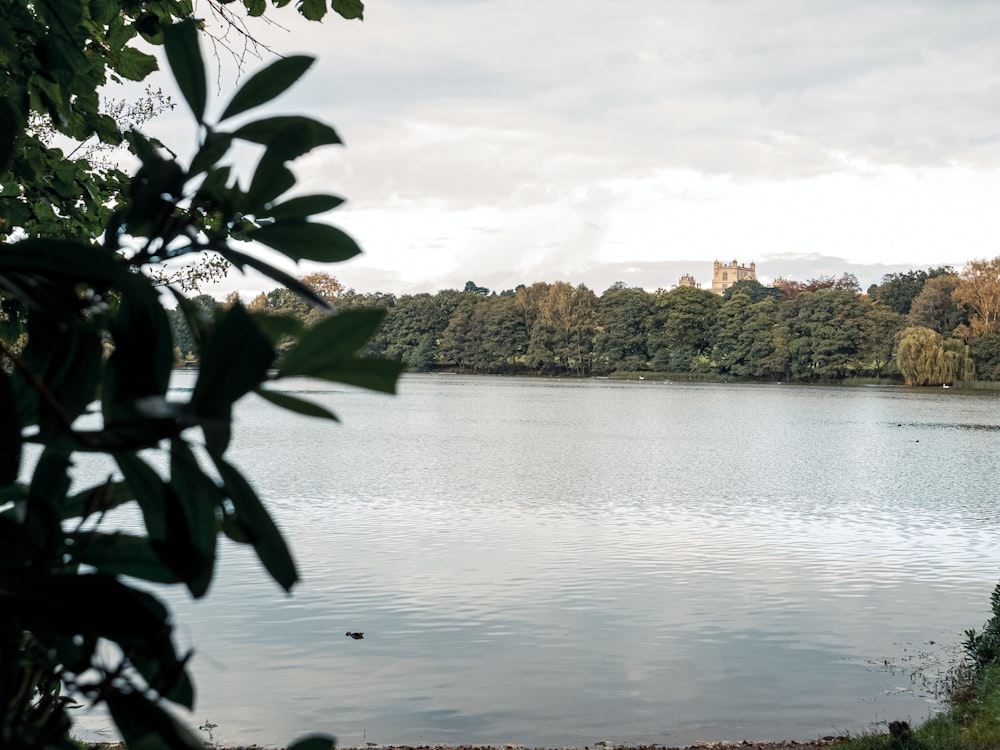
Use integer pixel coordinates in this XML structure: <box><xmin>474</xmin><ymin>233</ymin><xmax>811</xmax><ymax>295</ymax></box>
<box><xmin>77</xmin><ymin>375</ymin><xmax>1000</xmax><ymax>746</ymax></box>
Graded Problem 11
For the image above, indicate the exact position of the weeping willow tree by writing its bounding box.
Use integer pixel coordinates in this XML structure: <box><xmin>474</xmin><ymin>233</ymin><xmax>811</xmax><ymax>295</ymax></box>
<box><xmin>897</xmin><ymin>326</ymin><xmax>975</xmax><ymax>386</ymax></box>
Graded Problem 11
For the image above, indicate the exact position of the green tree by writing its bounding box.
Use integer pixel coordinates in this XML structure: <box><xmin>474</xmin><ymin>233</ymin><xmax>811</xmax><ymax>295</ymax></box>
<box><xmin>471</xmin><ymin>294</ymin><xmax>528</xmax><ymax>373</ymax></box>
<box><xmin>861</xmin><ymin>303</ymin><xmax>906</xmax><ymax>379</ymax></box>
<box><xmin>167</xmin><ymin>294</ymin><xmax>221</xmax><ymax>364</ymax></box>
<box><xmin>868</xmin><ymin>267</ymin><xmax>953</xmax><ymax>315</ymax></box>
<box><xmin>379</xmin><ymin>290</ymin><xmax>463</xmax><ymax>370</ymax></box>
<box><xmin>522</xmin><ymin>282</ymin><xmax>595</xmax><ymax>374</ymax></box>
<box><xmin>437</xmin><ymin>292</ymin><xmax>483</xmax><ymax>371</ymax></box>
<box><xmin>646</xmin><ymin>286</ymin><xmax>721</xmax><ymax>372</ymax></box>
<box><xmin>1</xmin><ymin>8</ymin><xmax>402</xmax><ymax>750</ymax></box>
<box><xmin>907</xmin><ymin>273</ymin><xmax>966</xmax><ymax>336</ymax></box>
<box><xmin>738</xmin><ymin>296</ymin><xmax>787</xmax><ymax>379</ymax></box>
<box><xmin>711</xmin><ymin>291</ymin><xmax>755</xmax><ymax>375</ymax></box>
<box><xmin>897</xmin><ymin>326</ymin><xmax>974</xmax><ymax>385</ymax></box>
<box><xmin>722</xmin><ymin>278</ymin><xmax>784</xmax><ymax>303</ymax></box>
<box><xmin>786</xmin><ymin>289</ymin><xmax>868</xmax><ymax>380</ymax></box>
<box><xmin>593</xmin><ymin>284</ymin><xmax>652</xmax><ymax>373</ymax></box>
<box><xmin>970</xmin><ymin>330</ymin><xmax>1000</xmax><ymax>381</ymax></box>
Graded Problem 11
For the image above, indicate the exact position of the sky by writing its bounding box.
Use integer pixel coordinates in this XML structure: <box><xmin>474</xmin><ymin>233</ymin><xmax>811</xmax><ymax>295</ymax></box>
<box><xmin>144</xmin><ymin>0</ymin><xmax>1000</xmax><ymax>297</ymax></box>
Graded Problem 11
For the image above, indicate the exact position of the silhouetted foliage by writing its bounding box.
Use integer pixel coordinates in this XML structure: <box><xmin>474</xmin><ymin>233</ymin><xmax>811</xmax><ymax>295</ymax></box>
<box><xmin>0</xmin><ymin>4</ymin><xmax>406</xmax><ymax>750</ymax></box>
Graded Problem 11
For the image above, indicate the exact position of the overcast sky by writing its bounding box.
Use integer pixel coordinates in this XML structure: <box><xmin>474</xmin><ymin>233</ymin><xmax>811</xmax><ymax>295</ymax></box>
<box><xmin>154</xmin><ymin>0</ymin><xmax>1000</xmax><ymax>296</ymax></box>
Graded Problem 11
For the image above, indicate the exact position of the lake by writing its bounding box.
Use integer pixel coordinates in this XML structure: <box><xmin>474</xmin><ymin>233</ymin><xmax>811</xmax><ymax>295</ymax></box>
<box><xmin>77</xmin><ymin>374</ymin><xmax>1000</xmax><ymax>747</ymax></box>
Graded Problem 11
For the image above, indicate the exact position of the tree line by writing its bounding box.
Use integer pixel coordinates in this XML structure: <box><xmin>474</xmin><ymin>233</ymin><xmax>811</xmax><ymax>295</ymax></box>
<box><xmin>167</xmin><ymin>260</ymin><xmax>1000</xmax><ymax>385</ymax></box>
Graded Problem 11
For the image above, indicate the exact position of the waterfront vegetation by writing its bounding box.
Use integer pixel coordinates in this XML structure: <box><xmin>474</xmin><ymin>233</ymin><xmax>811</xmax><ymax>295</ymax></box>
<box><xmin>163</xmin><ymin>263</ymin><xmax>1000</xmax><ymax>386</ymax></box>
<box><xmin>1</xmin><ymin>1</ymin><xmax>397</xmax><ymax>749</ymax></box>
<box><xmin>845</xmin><ymin>584</ymin><xmax>1000</xmax><ymax>750</ymax></box>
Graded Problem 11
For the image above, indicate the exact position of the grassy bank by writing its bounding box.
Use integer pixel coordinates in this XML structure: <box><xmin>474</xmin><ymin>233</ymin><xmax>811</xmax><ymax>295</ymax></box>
<box><xmin>844</xmin><ymin>665</ymin><xmax>1000</xmax><ymax>750</ymax></box>
<box><xmin>845</xmin><ymin>583</ymin><xmax>1000</xmax><ymax>750</ymax></box>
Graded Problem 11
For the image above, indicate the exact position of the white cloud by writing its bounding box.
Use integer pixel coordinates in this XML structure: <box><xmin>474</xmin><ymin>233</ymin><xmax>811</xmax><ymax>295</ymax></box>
<box><xmin>161</xmin><ymin>1</ymin><xmax>1000</xmax><ymax>296</ymax></box>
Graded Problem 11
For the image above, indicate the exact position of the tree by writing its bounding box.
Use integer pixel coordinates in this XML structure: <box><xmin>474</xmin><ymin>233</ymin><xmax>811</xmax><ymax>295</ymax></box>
<box><xmin>437</xmin><ymin>292</ymin><xmax>483</xmax><ymax>371</ymax></box>
<box><xmin>907</xmin><ymin>273</ymin><xmax>966</xmax><ymax>337</ymax></box>
<box><xmin>168</xmin><ymin>294</ymin><xmax>222</xmax><ymax>363</ymax></box>
<box><xmin>593</xmin><ymin>285</ymin><xmax>652</xmax><ymax>373</ymax></box>
<box><xmin>523</xmin><ymin>282</ymin><xmax>595</xmax><ymax>374</ymax></box>
<box><xmin>953</xmin><ymin>257</ymin><xmax>1000</xmax><ymax>337</ymax></box>
<box><xmin>378</xmin><ymin>291</ymin><xmax>462</xmax><ymax>370</ymax></box>
<box><xmin>971</xmin><ymin>329</ymin><xmax>1000</xmax><ymax>381</ymax></box>
<box><xmin>711</xmin><ymin>291</ymin><xmax>754</xmax><ymax>375</ymax></box>
<box><xmin>786</xmin><ymin>289</ymin><xmax>868</xmax><ymax>380</ymax></box>
<box><xmin>861</xmin><ymin>303</ymin><xmax>906</xmax><ymax>379</ymax></box>
<box><xmin>646</xmin><ymin>286</ymin><xmax>721</xmax><ymax>372</ymax></box>
<box><xmin>897</xmin><ymin>327</ymin><xmax>974</xmax><ymax>386</ymax></box>
<box><xmin>868</xmin><ymin>267</ymin><xmax>953</xmax><ymax>316</ymax></box>
<box><xmin>302</xmin><ymin>272</ymin><xmax>345</xmax><ymax>303</ymax></box>
<box><xmin>463</xmin><ymin>280</ymin><xmax>490</xmax><ymax>296</ymax></box>
<box><xmin>1</xmin><ymin>8</ymin><xmax>403</xmax><ymax>750</ymax></box>
<box><xmin>472</xmin><ymin>294</ymin><xmax>528</xmax><ymax>372</ymax></box>
<box><xmin>722</xmin><ymin>278</ymin><xmax>783</xmax><ymax>303</ymax></box>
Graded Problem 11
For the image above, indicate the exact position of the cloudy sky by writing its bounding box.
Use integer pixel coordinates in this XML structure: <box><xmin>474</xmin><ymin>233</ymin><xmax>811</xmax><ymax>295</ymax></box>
<box><xmin>153</xmin><ymin>0</ymin><xmax>1000</xmax><ymax>296</ymax></box>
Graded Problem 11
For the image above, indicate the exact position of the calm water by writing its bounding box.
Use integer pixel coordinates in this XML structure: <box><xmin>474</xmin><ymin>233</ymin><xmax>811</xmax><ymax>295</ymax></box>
<box><xmin>77</xmin><ymin>374</ymin><xmax>1000</xmax><ymax>747</ymax></box>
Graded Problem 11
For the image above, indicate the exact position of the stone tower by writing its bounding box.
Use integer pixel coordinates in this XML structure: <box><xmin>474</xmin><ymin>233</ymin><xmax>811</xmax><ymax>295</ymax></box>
<box><xmin>711</xmin><ymin>259</ymin><xmax>756</xmax><ymax>295</ymax></box>
<box><xmin>677</xmin><ymin>274</ymin><xmax>700</xmax><ymax>289</ymax></box>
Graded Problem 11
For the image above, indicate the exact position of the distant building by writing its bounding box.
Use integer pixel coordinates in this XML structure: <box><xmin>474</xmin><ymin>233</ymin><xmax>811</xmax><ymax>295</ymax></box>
<box><xmin>677</xmin><ymin>274</ymin><xmax>700</xmax><ymax>289</ymax></box>
<box><xmin>711</xmin><ymin>259</ymin><xmax>756</xmax><ymax>295</ymax></box>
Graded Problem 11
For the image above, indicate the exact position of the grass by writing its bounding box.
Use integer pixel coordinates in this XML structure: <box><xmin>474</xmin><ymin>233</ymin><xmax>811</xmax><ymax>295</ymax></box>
<box><xmin>843</xmin><ymin>664</ymin><xmax>1000</xmax><ymax>750</ymax></box>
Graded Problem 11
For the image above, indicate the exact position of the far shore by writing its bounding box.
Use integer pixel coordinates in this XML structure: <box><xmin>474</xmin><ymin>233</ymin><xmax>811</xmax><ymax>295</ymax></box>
<box><xmin>93</xmin><ymin>737</ymin><xmax>850</xmax><ymax>750</ymax></box>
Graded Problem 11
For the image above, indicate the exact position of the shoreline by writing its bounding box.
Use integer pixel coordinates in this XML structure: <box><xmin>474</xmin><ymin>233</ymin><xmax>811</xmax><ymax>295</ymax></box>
<box><xmin>94</xmin><ymin>739</ymin><xmax>851</xmax><ymax>750</ymax></box>
<box><xmin>335</xmin><ymin>741</ymin><xmax>849</xmax><ymax>750</ymax></box>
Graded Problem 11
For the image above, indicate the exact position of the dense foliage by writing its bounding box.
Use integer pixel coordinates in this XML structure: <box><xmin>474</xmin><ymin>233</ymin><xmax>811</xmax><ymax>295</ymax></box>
<box><xmin>1</xmin><ymin>2</ymin><xmax>405</xmax><ymax>749</ymax></box>
<box><xmin>215</xmin><ymin>264</ymin><xmax>1000</xmax><ymax>385</ymax></box>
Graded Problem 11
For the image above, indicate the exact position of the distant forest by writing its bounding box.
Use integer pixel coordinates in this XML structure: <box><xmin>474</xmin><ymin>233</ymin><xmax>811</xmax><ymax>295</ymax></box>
<box><xmin>164</xmin><ymin>261</ymin><xmax>1000</xmax><ymax>386</ymax></box>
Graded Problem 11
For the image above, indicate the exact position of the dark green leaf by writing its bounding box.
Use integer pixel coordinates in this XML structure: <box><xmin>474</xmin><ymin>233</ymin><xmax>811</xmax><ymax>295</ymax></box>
<box><xmin>249</xmin><ymin>312</ymin><xmax>304</xmax><ymax>345</ymax></box>
<box><xmin>213</xmin><ymin>455</ymin><xmax>298</xmax><ymax>591</ymax></box>
<box><xmin>0</xmin><ymin>370</ymin><xmax>21</xmax><ymax>484</ymax></box>
<box><xmin>246</xmin><ymin>152</ymin><xmax>296</xmax><ymax>212</ymax></box>
<box><xmin>189</xmin><ymin>131</ymin><xmax>233</xmax><ymax>175</ymax></box>
<box><xmin>264</xmin><ymin>194</ymin><xmax>345</xmax><ymax>221</ymax></box>
<box><xmin>0</xmin><ymin>482</ymin><xmax>27</xmax><ymax>505</ymax></box>
<box><xmin>115</xmin><ymin>452</ymin><xmax>169</xmax><ymax>540</ymax></box>
<box><xmin>295</xmin><ymin>357</ymin><xmax>405</xmax><ymax>394</ymax></box>
<box><xmin>24</xmin><ymin>312</ymin><xmax>103</xmax><ymax>429</ymax></box>
<box><xmin>25</xmin><ymin>447</ymin><xmax>70</xmax><ymax>551</ymax></box>
<box><xmin>331</xmin><ymin>0</ymin><xmax>364</xmax><ymax>19</ymax></box>
<box><xmin>0</xmin><ymin>97</ymin><xmax>22</xmax><ymax>172</ymax></box>
<box><xmin>62</xmin><ymin>478</ymin><xmax>132</xmax><ymax>520</ymax></box>
<box><xmin>249</xmin><ymin>221</ymin><xmax>362</xmax><ymax>262</ymax></box>
<box><xmin>288</xmin><ymin>736</ymin><xmax>336</xmax><ymax>750</ymax></box>
<box><xmin>169</xmin><ymin>438</ymin><xmax>221</xmax><ymax>560</ymax></box>
<box><xmin>107</xmin><ymin>691</ymin><xmax>203</xmax><ymax>750</ymax></box>
<box><xmin>162</xmin><ymin>20</ymin><xmax>207</xmax><ymax>123</ymax></box>
<box><xmin>103</xmin><ymin>272</ymin><xmax>174</xmax><ymax>419</ymax></box>
<box><xmin>298</xmin><ymin>0</ymin><xmax>327</xmax><ymax>21</ymax></box>
<box><xmin>0</xmin><ymin>572</ymin><xmax>170</xmax><ymax>640</ymax></box>
<box><xmin>71</xmin><ymin>532</ymin><xmax>182</xmax><ymax>584</ymax></box>
<box><xmin>192</xmin><ymin>303</ymin><xmax>273</xmax><ymax>454</ymax></box>
<box><xmin>254</xmin><ymin>388</ymin><xmax>338</xmax><ymax>420</ymax></box>
<box><xmin>115</xmin><ymin>46</ymin><xmax>159</xmax><ymax>81</ymax></box>
<box><xmin>159</xmin><ymin>482</ymin><xmax>216</xmax><ymax>599</ymax></box>
<box><xmin>232</xmin><ymin>115</ymin><xmax>341</xmax><ymax>160</ymax></box>
<box><xmin>0</xmin><ymin>238</ymin><xmax>128</xmax><ymax>284</ymax></box>
<box><xmin>220</xmin><ymin>56</ymin><xmax>314</xmax><ymax>121</ymax></box>
<box><xmin>278</xmin><ymin>309</ymin><xmax>385</xmax><ymax>376</ymax></box>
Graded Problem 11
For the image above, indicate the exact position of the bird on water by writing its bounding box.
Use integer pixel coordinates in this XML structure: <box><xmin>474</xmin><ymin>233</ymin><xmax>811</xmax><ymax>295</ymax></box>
<box><xmin>346</xmin><ymin>631</ymin><xmax>364</xmax><ymax>639</ymax></box>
